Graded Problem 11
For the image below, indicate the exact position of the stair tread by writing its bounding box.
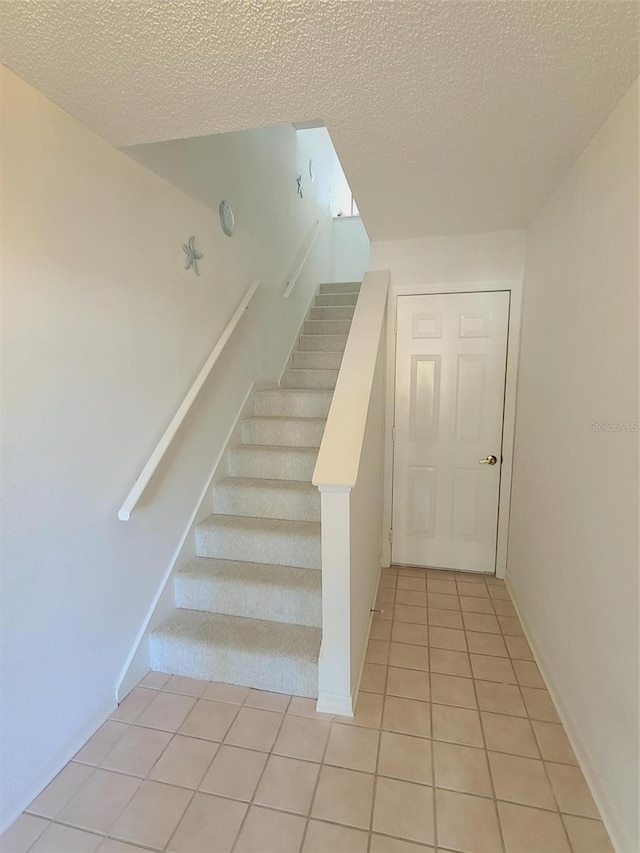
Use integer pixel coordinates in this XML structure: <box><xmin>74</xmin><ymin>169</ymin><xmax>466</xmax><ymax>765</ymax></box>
<box><xmin>198</xmin><ymin>513</ymin><xmax>320</xmax><ymax>537</ymax></box>
<box><xmin>152</xmin><ymin>609</ymin><xmax>321</xmax><ymax>663</ymax></box>
<box><xmin>178</xmin><ymin>557</ymin><xmax>321</xmax><ymax>591</ymax></box>
<box><xmin>231</xmin><ymin>444</ymin><xmax>318</xmax><ymax>456</ymax></box>
<box><xmin>215</xmin><ymin>477</ymin><xmax>318</xmax><ymax>493</ymax></box>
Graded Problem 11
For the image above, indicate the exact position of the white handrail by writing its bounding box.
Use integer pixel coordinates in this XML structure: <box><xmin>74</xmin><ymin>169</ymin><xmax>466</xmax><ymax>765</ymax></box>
<box><xmin>312</xmin><ymin>270</ymin><xmax>389</xmax><ymax>489</ymax></box>
<box><xmin>118</xmin><ymin>280</ymin><xmax>260</xmax><ymax>521</ymax></box>
<box><xmin>283</xmin><ymin>212</ymin><xmax>330</xmax><ymax>298</ymax></box>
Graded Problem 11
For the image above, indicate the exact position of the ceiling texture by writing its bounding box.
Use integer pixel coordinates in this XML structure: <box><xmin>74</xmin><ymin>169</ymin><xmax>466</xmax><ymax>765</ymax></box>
<box><xmin>1</xmin><ymin>1</ymin><xmax>638</xmax><ymax>239</ymax></box>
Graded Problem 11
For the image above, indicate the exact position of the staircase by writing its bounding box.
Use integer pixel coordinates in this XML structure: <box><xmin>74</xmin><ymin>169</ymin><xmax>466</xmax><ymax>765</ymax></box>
<box><xmin>148</xmin><ymin>282</ymin><xmax>360</xmax><ymax>697</ymax></box>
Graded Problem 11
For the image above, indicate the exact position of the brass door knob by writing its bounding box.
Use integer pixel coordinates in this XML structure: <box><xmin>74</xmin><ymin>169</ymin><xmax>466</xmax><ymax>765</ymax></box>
<box><xmin>479</xmin><ymin>455</ymin><xmax>498</xmax><ymax>465</ymax></box>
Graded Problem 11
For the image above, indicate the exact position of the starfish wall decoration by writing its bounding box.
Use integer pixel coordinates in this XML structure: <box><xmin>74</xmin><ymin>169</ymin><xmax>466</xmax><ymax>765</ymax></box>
<box><xmin>182</xmin><ymin>235</ymin><xmax>203</xmax><ymax>275</ymax></box>
<box><xmin>296</xmin><ymin>175</ymin><xmax>304</xmax><ymax>198</ymax></box>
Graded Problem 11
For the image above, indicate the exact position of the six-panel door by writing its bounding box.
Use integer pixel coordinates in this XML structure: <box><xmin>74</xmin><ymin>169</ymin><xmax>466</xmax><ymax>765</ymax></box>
<box><xmin>392</xmin><ymin>291</ymin><xmax>510</xmax><ymax>573</ymax></box>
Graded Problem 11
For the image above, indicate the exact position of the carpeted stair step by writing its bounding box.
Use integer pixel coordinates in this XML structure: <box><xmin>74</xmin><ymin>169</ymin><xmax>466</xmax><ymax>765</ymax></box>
<box><xmin>228</xmin><ymin>444</ymin><xmax>317</xmax><ymax>481</ymax></box>
<box><xmin>174</xmin><ymin>558</ymin><xmax>321</xmax><ymax>627</ymax></box>
<box><xmin>149</xmin><ymin>609</ymin><xmax>321</xmax><ymax>697</ymax></box>
<box><xmin>309</xmin><ymin>305</ymin><xmax>355</xmax><ymax>321</ymax></box>
<box><xmin>253</xmin><ymin>388</ymin><xmax>333</xmax><ymax>417</ymax></box>
<box><xmin>241</xmin><ymin>415</ymin><xmax>325</xmax><ymax>448</ymax></box>
<box><xmin>314</xmin><ymin>293</ymin><xmax>359</xmax><ymax>307</ymax></box>
<box><xmin>319</xmin><ymin>281</ymin><xmax>361</xmax><ymax>294</ymax></box>
<box><xmin>213</xmin><ymin>477</ymin><xmax>320</xmax><ymax>522</ymax></box>
<box><xmin>281</xmin><ymin>368</ymin><xmax>338</xmax><ymax>390</ymax></box>
<box><xmin>304</xmin><ymin>319</ymin><xmax>352</xmax><ymax>336</ymax></box>
<box><xmin>298</xmin><ymin>334</ymin><xmax>348</xmax><ymax>352</ymax></box>
<box><xmin>291</xmin><ymin>350</ymin><xmax>343</xmax><ymax>370</ymax></box>
<box><xmin>196</xmin><ymin>514</ymin><xmax>321</xmax><ymax>569</ymax></box>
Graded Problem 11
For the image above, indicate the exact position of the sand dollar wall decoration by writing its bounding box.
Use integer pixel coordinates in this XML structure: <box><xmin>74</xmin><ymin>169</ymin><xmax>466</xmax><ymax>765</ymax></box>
<box><xmin>219</xmin><ymin>200</ymin><xmax>235</xmax><ymax>237</ymax></box>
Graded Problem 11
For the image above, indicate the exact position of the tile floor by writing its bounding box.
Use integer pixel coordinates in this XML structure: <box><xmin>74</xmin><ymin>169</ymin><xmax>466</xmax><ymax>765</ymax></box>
<box><xmin>1</xmin><ymin>567</ymin><xmax>614</xmax><ymax>853</ymax></box>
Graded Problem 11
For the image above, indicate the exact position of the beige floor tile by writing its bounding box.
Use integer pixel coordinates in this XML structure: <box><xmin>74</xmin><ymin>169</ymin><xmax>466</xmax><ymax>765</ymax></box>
<box><xmin>372</xmin><ymin>777</ymin><xmax>434</xmax><ymax>844</ymax></box>
<box><xmin>396</xmin><ymin>589</ymin><xmax>427</xmax><ymax>607</ymax></box>
<box><xmin>201</xmin><ymin>682</ymin><xmax>250</xmax><ymax>704</ymax></box>
<box><xmin>388</xmin><ymin>643</ymin><xmax>429</xmax><ymax>672</ymax></box>
<box><xmin>110</xmin><ymin>781</ymin><xmax>191</xmax><ymax>849</ymax></box>
<box><xmin>504</xmin><ymin>636</ymin><xmax>534</xmax><ymax>661</ymax></box>
<box><xmin>340</xmin><ymin>692</ymin><xmax>383</xmax><ymax>729</ymax></box>
<box><xmin>110</xmin><ymin>688</ymin><xmax>156</xmax><ymax>723</ymax></box>
<box><xmin>96</xmin><ymin>840</ymin><xmax>146</xmax><ymax>853</ymax></box>
<box><xmin>459</xmin><ymin>596</ymin><xmax>495</xmax><ymax>614</ymax></box>
<box><xmin>324</xmin><ymin>723</ymin><xmax>379</xmax><ymax>772</ymax></box>
<box><xmin>254</xmin><ymin>754</ymin><xmax>319</xmax><ymax>814</ymax></box>
<box><xmin>178</xmin><ymin>698</ymin><xmax>239</xmax><ymax>741</ymax></box>
<box><xmin>431</xmin><ymin>673</ymin><xmax>477</xmax><ymax>709</ymax></box>
<box><xmin>562</xmin><ymin>815</ymin><xmax>614</xmax><ymax>853</ymax></box>
<box><xmin>30</xmin><ymin>822</ymin><xmax>102</xmax><ymax>853</ymax></box>
<box><xmin>378</xmin><ymin>731</ymin><xmax>432</xmax><ymax>785</ymax></box>
<box><xmin>273</xmin><ymin>713</ymin><xmax>330</xmax><ymax>761</ymax></box>
<box><xmin>0</xmin><ymin>814</ymin><xmax>49</xmax><ymax>853</ymax></box>
<box><xmin>400</xmin><ymin>567</ymin><xmax>428</xmax><ymax>578</ymax></box>
<box><xmin>386</xmin><ymin>666</ymin><xmax>430</xmax><ymax>701</ymax></box>
<box><xmin>427</xmin><ymin>579</ymin><xmax>457</xmax><ymax>595</ymax></box>
<box><xmin>391</xmin><ymin>622</ymin><xmax>429</xmax><ymax>646</ymax></box>
<box><xmin>456</xmin><ymin>573</ymin><xmax>487</xmax><ymax>584</ymax></box>
<box><xmin>492</xmin><ymin>599</ymin><xmax>517</xmax><ymax>617</ymax></box>
<box><xmin>370</xmin><ymin>617</ymin><xmax>393</xmax><ymax>642</ymax></box>
<box><xmin>480</xmin><ymin>712</ymin><xmax>539</xmax><ymax>758</ymax></box>
<box><xmin>463</xmin><ymin>613</ymin><xmax>501</xmax><ymax>634</ymax></box>
<box><xmin>470</xmin><ymin>654</ymin><xmax>516</xmax><ymax>684</ymax></box>
<box><xmin>27</xmin><ymin>762</ymin><xmax>94</xmax><ymax>819</ymax></box>
<box><xmin>311</xmin><ymin>765</ymin><xmax>374</xmax><ymax>829</ymax></box>
<box><xmin>466</xmin><ymin>631</ymin><xmax>508</xmax><ymax>658</ymax></box>
<box><xmin>367</xmin><ymin>639</ymin><xmax>391</xmax><ymax>664</ymax></box>
<box><xmin>431</xmin><ymin>704</ymin><xmax>484</xmax><ymax>747</ymax></box>
<box><xmin>498</xmin><ymin>801</ymin><xmax>570</xmax><ymax>853</ymax></box>
<box><xmin>457</xmin><ymin>582</ymin><xmax>490</xmax><ymax>599</ymax></box>
<box><xmin>225</xmin><ymin>707</ymin><xmax>283</xmax><ymax>752</ymax></box>
<box><xmin>429</xmin><ymin>626</ymin><xmax>467</xmax><ymax>652</ymax></box>
<box><xmin>498</xmin><ymin>616</ymin><xmax>525</xmax><ymax>636</ymax></box>
<box><xmin>244</xmin><ymin>688</ymin><xmax>291</xmax><ymax>712</ymax></box>
<box><xmin>148</xmin><ymin>733</ymin><xmax>218</xmax><ymax>788</ymax></box>
<box><xmin>166</xmin><ymin>792</ymin><xmax>247</xmax><ymax>853</ymax></box>
<box><xmin>428</xmin><ymin>608</ymin><xmax>464</xmax><ymax>629</ymax></box>
<box><xmin>427</xmin><ymin>592</ymin><xmax>460</xmax><ymax>611</ymax></box>
<box><xmin>532</xmin><ymin>721</ymin><xmax>577</xmax><ymax>765</ymax></box>
<box><xmin>487</xmin><ymin>583</ymin><xmax>510</xmax><ymax>600</ymax></box>
<box><xmin>397</xmin><ymin>577</ymin><xmax>426</xmax><ymax>592</ymax></box>
<box><xmin>135</xmin><ymin>692</ymin><xmax>196</xmax><ymax>733</ymax></box>
<box><xmin>435</xmin><ymin>788</ymin><xmax>501</xmax><ymax>853</ymax></box>
<box><xmin>235</xmin><ymin>806</ymin><xmax>306</xmax><ymax>853</ymax></box>
<box><xmin>433</xmin><ymin>741</ymin><xmax>492</xmax><ymax>796</ymax></box>
<box><xmin>139</xmin><ymin>671</ymin><xmax>169</xmax><ymax>689</ymax></box>
<box><xmin>163</xmin><ymin>675</ymin><xmax>209</xmax><ymax>697</ymax></box>
<box><xmin>303</xmin><ymin>819</ymin><xmax>369</xmax><ymax>853</ymax></box>
<box><xmin>287</xmin><ymin>696</ymin><xmax>333</xmax><ymax>721</ymax></box>
<box><xmin>513</xmin><ymin>659</ymin><xmax>546</xmax><ymax>689</ymax></box>
<box><xmin>394</xmin><ymin>605</ymin><xmax>428</xmax><ymax>625</ymax></box>
<box><xmin>489</xmin><ymin>752</ymin><xmax>555</xmax><ymax>809</ymax></box>
<box><xmin>101</xmin><ymin>725</ymin><xmax>171</xmax><ymax>777</ymax></box>
<box><xmin>199</xmin><ymin>744</ymin><xmax>267</xmax><ymax>800</ymax></box>
<box><xmin>521</xmin><ymin>687</ymin><xmax>561</xmax><ymax>723</ymax></box>
<box><xmin>429</xmin><ymin>648</ymin><xmax>471</xmax><ymax>677</ymax></box>
<box><xmin>74</xmin><ymin>722</ymin><xmax>129</xmax><ymax>766</ymax></box>
<box><xmin>57</xmin><ymin>769</ymin><xmax>141</xmax><ymax>834</ymax></box>
<box><xmin>546</xmin><ymin>763</ymin><xmax>599</xmax><ymax>818</ymax></box>
<box><xmin>361</xmin><ymin>662</ymin><xmax>387</xmax><ymax>693</ymax></box>
<box><xmin>382</xmin><ymin>696</ymin><xmax>431</xmax><ymax>738</ymax></box>
<box><xmin>370</xmin><ymin>834</ymin><xmax>434</xmax><ymax>852</ymax></box>
<box><xmin>475</xmin><ymin>681</ymin><xmax>527</xmax><ymax>717</ymax></box>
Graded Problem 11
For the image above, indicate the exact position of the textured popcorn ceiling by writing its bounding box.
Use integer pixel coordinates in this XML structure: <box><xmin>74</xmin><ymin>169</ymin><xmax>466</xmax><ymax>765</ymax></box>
<box><xmin>1</xmin><ymin>1</ymin><xmax>637</xmax><ymax>239</ymax></box>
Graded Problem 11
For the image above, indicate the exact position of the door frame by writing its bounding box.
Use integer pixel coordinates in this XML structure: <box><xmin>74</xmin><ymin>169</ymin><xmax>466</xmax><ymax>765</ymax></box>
<box><xmin>382</xmin><ymin>278</ymin><xmax>523</xmax><ymax>579</ymax></box>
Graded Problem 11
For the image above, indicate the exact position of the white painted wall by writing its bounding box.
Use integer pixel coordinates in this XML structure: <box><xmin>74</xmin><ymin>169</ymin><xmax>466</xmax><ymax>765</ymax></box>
<box><xmin>508</xmin><ymin>80</ymin><xmax>639</xmax><ymax>853</ymax></box>
<box><xmin>331</xmin><ymin>217</ymin><xmax>370</xmax><ymax>283</ymax></box>
<box><xmin>370</xmin><ymin>231</ymin><xmax>527</xmax><ymax>569</ymax></box>
<box><xmin>0</xmin><ymin>66</ymin><xmax>332</xmax><ymax>830</ymax></box>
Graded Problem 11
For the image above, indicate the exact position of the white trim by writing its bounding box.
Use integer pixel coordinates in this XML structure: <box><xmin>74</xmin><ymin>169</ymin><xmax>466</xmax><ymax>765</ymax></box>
<box><xmin>316</xmin><ymin>691</ymin><xmax>354</xmax><ymax>716</ymax></box>
<box><xmin>0</xmin><ymin>694</ymin><xmax>115</xmax><ymax>835</ymax></box>
<box><xmin>381</xmin><ymin>278</ymin><xmax>523</xmax><ymax>578</ymax></box>
<box><xmin>115</xmin><ymin>381</ymin><xmax>257</xmax><ymax>701</ymax></box>
<box><xmin>118</xmin><ymin>281</ymin><xmax>260</xmax><ymax>522</ymax></box>
<box><xmin>506</xmin><ymin>579</ymin><xmax>627</xmax><ymax>853</ymax></box>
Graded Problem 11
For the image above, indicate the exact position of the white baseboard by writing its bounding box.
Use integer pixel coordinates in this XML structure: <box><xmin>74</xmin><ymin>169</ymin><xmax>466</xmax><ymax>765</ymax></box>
<box><xmin>0</xmin><ymin>694</ymin><xmax>115</xmax><ymax>836</ymax></box>
<box><xmin>115</xmin><ymin>381</ymin><xmax>256</xmax><ymax>702</ymax></box>
<box><xmin>317</xmin><ymin>691</ymin><xmax>354</xmax><ymax>716</ymax></box>
<box><xmin>506</xmin><ymin>579</ymin><xmax>629</xmax><ymax>853</ymax></box>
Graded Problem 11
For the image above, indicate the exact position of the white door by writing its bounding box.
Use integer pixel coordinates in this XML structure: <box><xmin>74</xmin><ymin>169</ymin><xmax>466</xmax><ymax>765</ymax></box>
<box><xmin>392</xmin><ymin>291</ymin><xmax>509</xmax><ymax>573</ymax></box>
